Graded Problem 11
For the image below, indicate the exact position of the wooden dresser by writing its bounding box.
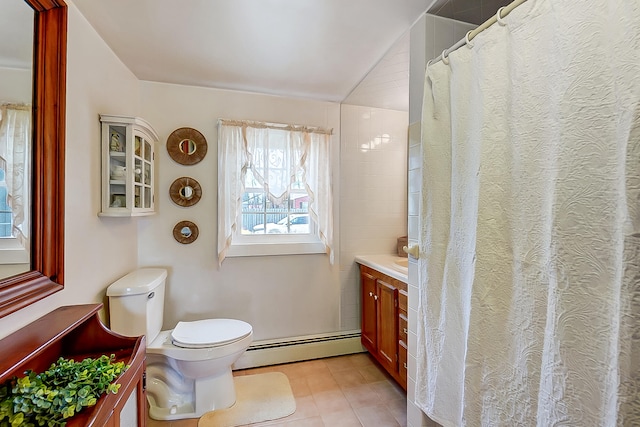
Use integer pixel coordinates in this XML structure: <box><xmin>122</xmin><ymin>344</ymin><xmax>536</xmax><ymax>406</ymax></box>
<box><xmin>0</xmin><ymin>304</ymin><xmax>146</xmax><ymax>426</ymax></box>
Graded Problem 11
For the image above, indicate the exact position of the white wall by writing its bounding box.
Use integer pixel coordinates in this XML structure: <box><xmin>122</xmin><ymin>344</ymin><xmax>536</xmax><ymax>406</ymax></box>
<box><xmin>409</xmin><ymin>14</ymin><xmax>475</xmax><ymax>124</ymax></box>
<box><xmin>0</xmin><ymin>1</ymin><xmax>142</xmax><ymax>338</ymax></box>
<box><xmin>339</xmin><ymin>104</ymin><xmax>408</xmax><ymax>331</ymax></box>
<box><xmin>137</xmin><ymin>81</ymin><xmax>342</xmax><ymax>341</ymax></box>
<box><xmin>0</xmin><ymin>67</ymin><xmax>31</xmax><ymax>103</ymax></box>
<box><xmin>407</xmin><ymin>13</ymin><xmax>475</xmax><ymax>427</ymax></box>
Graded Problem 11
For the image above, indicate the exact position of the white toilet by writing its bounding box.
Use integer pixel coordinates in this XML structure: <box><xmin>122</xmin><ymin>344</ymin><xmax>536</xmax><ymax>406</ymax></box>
<box><xmin>106</xmin><ymin>268</ymin><xmax>253</xmax><ymax>420</ymax></box>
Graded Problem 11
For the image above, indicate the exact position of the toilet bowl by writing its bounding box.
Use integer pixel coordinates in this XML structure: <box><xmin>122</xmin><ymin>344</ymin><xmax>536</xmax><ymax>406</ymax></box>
<box><xmin>106</xmin><ymin>268</ymin><xmax>253</xmax><ymax>420</ymax></box>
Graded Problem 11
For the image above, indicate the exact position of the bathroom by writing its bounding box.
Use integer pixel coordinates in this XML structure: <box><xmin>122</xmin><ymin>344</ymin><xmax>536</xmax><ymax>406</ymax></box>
<box><xmin>1</xmin><ymin>0</ymin><xmax>638</xmax><ymax>426</ymax></box>
<box><xmin>0</xmin><ymin>0</ymin><xmax>427</xmax><ymax>424</ymax></box>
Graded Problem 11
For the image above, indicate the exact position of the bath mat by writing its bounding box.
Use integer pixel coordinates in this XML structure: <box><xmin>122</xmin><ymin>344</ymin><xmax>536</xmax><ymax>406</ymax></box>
<box><xmin>198</xmin><ymin>372</ymin><xmax>296</xmax><ymax>427</ymax></box>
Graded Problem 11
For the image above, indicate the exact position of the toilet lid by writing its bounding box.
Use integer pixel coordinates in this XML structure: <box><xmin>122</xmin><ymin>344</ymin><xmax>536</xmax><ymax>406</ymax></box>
<box><xmin>171</xmin><ymin>319</ymin><xmax>252</xmax><ymax>348</ymax></box>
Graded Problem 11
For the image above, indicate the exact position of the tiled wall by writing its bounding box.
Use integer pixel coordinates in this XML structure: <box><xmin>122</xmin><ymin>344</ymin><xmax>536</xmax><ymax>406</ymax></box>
<box><xmin>409</xmin><ymin>14</ymin><xmax>476</xmax><ymax>124</ymax></box>
<box><xmin>407</xmin><ymin>13</ymin><xmax>476</xmax><ymax>427</ymax></box>
<box><xmin>343</xmin><ymin>31</ymin><xmax>410</xmax><ymax>112</ymax></box>
<box><xmin>339</xmin><ymin>104</ymin><xmax>408</xmax><ymax>330</ymax></box>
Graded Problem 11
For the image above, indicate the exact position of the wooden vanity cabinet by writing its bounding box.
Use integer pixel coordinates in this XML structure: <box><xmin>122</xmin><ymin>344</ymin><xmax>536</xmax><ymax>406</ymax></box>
<box><xmin>0</xmin><ymin>304</ymin><xmax>146</xmax><ymax>427</ymax></box>
<box><xmin>359</xmin><ymin>264</ymin><xmax>407</xmax><ymax>390</ymax></box>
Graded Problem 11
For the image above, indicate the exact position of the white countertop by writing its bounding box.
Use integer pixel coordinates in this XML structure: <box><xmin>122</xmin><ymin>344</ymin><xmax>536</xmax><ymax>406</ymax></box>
<box><xmin>355</xmin><ymin>254</ymin><xmax>408</xmax><ymax>283</ymax></box>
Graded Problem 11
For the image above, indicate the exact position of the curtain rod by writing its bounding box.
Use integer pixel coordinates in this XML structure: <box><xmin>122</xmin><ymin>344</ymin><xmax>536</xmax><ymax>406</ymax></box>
<box><xmin>218</xmin><ymin>118</ymin><xmax>333</xmax><ymax>135</ymax></box>
<box><xmin>1</xmin><ymin>103</ymin><xmax>31</xmax><ymax>110</ymax></box>
<box><xmin>428</xmin><ymin>0</ymin><xmax>528</xmax><ymax>67</ymax></box>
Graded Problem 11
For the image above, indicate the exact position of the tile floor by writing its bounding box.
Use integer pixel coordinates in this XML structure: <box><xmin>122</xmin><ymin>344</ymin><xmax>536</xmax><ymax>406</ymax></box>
<box><xmin>146</xmin><ymin>352</ymin><xmax>407</xmax><ymax>427</ymax></box>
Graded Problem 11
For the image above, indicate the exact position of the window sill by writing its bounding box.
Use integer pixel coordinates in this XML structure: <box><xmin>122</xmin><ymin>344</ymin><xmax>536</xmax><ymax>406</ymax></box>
<box><xmin>226</xmin><ymin>241</ymin><xmax>326</xmax><ymax>258</ymax></box>
<box><xmin>0</xmin><ymin>237</ymin><xmax>29</xmax><ymax>264</ymax></box>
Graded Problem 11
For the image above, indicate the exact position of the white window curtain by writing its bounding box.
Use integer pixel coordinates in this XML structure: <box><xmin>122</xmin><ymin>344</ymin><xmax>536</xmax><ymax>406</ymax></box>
<box><xmin>0</xmin><ymin>104</ymin><xmax>31</xmax><ymax>244</ymax></box>
<box><xmin>217</xmin><ymin>119</ymin><xmax>334</xmax><ymax>265</ymax></box>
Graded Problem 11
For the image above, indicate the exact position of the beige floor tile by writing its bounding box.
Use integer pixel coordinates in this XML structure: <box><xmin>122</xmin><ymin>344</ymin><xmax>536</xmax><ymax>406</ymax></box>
<box><xmin>306</xmin><ymin>372</ymin><xmax>341</xmax><ymax>393</ymax></box>
<box><xmin>348</xmin><ymin>353</ymin><xmax>375</xmax><ymax>367</ymax></box>
<box><xmin>332</xmin><ymin>368</ymin><xmax>367</xmax><ymax>388</ymax></box>
<box><xmin>276</xmin><ymin>361</ymin><xmax>313</xmax><ymax>379</ymax></box>
<box><xmin>341</xmin><ymin>383</ymin><xmax>380</xmax><ymax>409</ymax></box>
<box><xmin>324</xmin><ymin>355</ymin><xmax>358</xmax><ymax>373</ymax></box>
<box><xmin>358</xmin><ymin>364</ymin><xmax>390</xmax><ymax>383</ymax></box>
<box><xmin>320</xmin><ymin>407</ymin><xmax>363</xmax><ymax>427</ymax></box>
<box><xmin>353</xmin><ymin>404</ymin><xmax>401</xmax><ymax>427</ymax></box>
<box><xmin>386</xmin><ymin>397</ymin><xmax>408</xmax><ymax>426</ymax></box>
<box><xmin>288</xmin><ymin>376</ymin><xmax>312</xmax><ymax>397</ymax></box>
<box><xmin>370</xmin><ymin>380</ymin><xmax>405</xmax><ymax>401</ymax></box>
<box><xmin>298</xmin><ymin>359</ymin><xmax>332</xmax><ymax>377</ymax></box>
<box><xmin>311</xmin><ymin>389</ymin><xmax>351</xmax><ymax>413</ymax></box>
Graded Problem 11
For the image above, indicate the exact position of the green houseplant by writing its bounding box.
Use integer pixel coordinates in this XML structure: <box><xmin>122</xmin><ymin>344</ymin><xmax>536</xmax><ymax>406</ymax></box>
<box><xmin>0</xmin><ymin>355</ymin><xmax>127</xmax><ymax>427</ymax></box>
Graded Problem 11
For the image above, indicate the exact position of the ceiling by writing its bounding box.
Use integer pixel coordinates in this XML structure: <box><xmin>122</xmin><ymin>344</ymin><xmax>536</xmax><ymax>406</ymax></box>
<box><xmin>3</xmin><ymin>1</ymin><xmax>509</xmax><ymax>111</ymax></box>
<box><xmin>71</xmin><ymin>0</ymin><xmax>435</xmax><ymax>103</ymax></box>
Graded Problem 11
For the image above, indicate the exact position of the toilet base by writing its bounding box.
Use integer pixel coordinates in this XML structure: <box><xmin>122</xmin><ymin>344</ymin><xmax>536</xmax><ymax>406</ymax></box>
<box><xmin>147</xmin><ymin>366</ymin><xmax>237</xmax><ymax>420</ymax></box>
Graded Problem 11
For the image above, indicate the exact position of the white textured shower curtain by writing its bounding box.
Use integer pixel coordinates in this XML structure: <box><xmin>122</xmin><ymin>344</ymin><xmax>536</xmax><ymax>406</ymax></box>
<box><xmin>416</xmin><ymin>0</ymin><xmax>640</xmax><ymax>425</ymax></box>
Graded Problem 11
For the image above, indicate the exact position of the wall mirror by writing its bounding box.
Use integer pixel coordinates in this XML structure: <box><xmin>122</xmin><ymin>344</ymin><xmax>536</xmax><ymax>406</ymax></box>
<box><xmin>166</xmin><ymin>127</ymin><xmax>208</xmax><ymax>165</ymax></box>
<box><xmin>173</xmin><ymin>221</ymin><xmax>199</xmax><ymax>244</ymax></box>
<box><xmin>169</xmin><ymin>177</ymin><xmax>202</xmax><ymax>207</ymax></box>
<box><xmin>0</xmin><ymin>0</ymin><xmax>66</xmax><ymax>318</ymax></box>
<box><xmin>0</xmin><ymin>0</ymin><xmax>34</xmax><ymax>279</ymax></box>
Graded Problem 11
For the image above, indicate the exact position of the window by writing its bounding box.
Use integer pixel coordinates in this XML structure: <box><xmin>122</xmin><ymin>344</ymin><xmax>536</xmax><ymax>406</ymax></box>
<box><xmin>0</xmin><ymin>104</ymin><xmax>31</xmax><ymax>263</ymax></box>
<box><xmin>217</xmin><ymin>119</ymin><xmax>334</xmax><ymax>263</ymax></box>
<box><xmin>0</xmin><ymin>167</ymin><xmax>12</xmax><ymax>237</ymax></box>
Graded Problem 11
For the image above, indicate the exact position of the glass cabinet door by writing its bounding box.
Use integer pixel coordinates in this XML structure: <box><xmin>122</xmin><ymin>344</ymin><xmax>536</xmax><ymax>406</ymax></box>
<box><xmin>134</xmin><ymin>135</ymin><xmax>143</xmax><ymax>209</ymax></box>
<box><xmin>108</xmin><ymin>124</ymin><xmax>127</xmax><ymax>209</ymax></box>
<box><xmin>143</xmin><ymin>138</ymin><xmax>152</xmax><ymax>208</ymax></box>
<box><xmin>133</xmin><ymin>136</ymin><xmax>154</xmax><ymax>210</ymax></box>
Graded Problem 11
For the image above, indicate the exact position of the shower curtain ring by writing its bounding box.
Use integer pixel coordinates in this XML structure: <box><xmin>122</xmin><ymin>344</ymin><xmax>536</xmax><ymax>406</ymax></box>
<box><xmin>496</xmin><ymin>6</ymin><xmax>507</xmax><ymax>25</ymax></box>
<box><xmin>465</xmin><ymin>30</ymin><xmax>475</xmax><ymax>48</ymax></box>
<box><xmin>441</xmin><ymin>49</ymin><xmax>450</xmax><ymax>65</ymax></box>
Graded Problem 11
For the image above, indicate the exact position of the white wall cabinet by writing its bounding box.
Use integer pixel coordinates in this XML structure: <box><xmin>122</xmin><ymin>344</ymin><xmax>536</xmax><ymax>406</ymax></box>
<box><xmin>100</xmin><ymin>115</ymin><xmax>159</xmax><ymax>217</ymax></box>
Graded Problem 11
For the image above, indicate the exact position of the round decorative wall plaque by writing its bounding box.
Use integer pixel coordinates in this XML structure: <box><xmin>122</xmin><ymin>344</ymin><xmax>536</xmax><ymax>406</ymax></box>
<box><xmin>169</xmin><ymin>177</ymin><xmax>202</xmax><ymax>207</ymax></box>
<box><xmin>173</xmin><ymin>220</ymin><xmax>199</xmax><ymax>244</ymax></box>
<box><xmin>166</xmin><ymin>127</ymin><xmax>208</xmax><ymax>165</ymax></box>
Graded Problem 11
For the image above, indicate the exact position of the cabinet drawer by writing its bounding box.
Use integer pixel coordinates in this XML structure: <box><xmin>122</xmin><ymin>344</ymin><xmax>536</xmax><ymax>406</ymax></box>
<box><xmin>398</xmin><ymin>289</ymin><xmax>408</xmax><ymax>313</ymax></box>
<box><xmin>398</xmin><ymin>312</ymin><xmax>408</xmax><ymax>345</ymax></box>
<box><xmin>399</xmin><ymin>341</ymin><xmax>407</xmax><ymax>384</ymax></box>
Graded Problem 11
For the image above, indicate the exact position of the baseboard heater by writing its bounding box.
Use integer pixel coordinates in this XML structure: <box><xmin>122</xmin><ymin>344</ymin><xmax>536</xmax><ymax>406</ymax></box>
<box><xmin>233</xmin><ymin>329</ymin><xmax>364</xmax><ymax>370</ymax></box>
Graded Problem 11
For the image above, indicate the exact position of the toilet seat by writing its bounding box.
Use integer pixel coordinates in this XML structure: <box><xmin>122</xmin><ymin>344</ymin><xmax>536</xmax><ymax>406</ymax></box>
<box><xmin>171</xmin><ymin>319</ymin><xmax>252</xmax><ymax>349</ymax></box>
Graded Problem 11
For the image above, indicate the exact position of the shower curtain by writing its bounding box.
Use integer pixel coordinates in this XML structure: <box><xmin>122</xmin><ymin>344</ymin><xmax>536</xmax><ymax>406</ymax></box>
<box><xmin>416</xmin><ymin>0</ymin><xmax>640</xmax><ymax>425</ymax></box>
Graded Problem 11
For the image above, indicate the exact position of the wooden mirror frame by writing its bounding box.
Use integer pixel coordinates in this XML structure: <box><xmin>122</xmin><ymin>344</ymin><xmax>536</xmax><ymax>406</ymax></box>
<box><xmin>173</xmin><ymin>221</ymin><xmax>199</xmax><ymax>244</ymax></box>
<box><xmin>0</xmin><ymin>0</ymin><xmax>66</xmax><ymax>318</ymax></box>
<box><xmin>169</xmin><ymin>177</ymin><xmax>202</xmax><ymax>207</ymax></box>
<box><xmin>166</xmin><ymin>127</ymin><xmax>208</xmax><ymax>165</ymax></box>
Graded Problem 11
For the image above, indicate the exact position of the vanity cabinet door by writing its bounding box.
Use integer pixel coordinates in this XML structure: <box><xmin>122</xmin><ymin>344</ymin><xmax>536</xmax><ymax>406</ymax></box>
<box><xmin>376</xmin><ymin>278</ymin><xmax>398</xmax><ymax>373</ymax></box>
<box><xmin>361</xmin><ymin>270</ymin><xmax>378</xmax><ymax>351</ymax></box>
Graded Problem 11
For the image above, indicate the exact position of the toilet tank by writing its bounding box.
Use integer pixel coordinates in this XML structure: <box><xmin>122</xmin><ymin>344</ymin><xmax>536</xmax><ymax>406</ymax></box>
<box><xmin>106</xmin><ymin>268</ymin><xmax>167</xmax><ymax>342</ymax></box>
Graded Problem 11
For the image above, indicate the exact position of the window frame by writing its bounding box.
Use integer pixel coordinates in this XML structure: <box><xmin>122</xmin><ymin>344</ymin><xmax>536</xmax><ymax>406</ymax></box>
<box><xmin>224</xmin><ymin>126</ymin><xmax>325</xmax><ymax>258</ymax></box>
